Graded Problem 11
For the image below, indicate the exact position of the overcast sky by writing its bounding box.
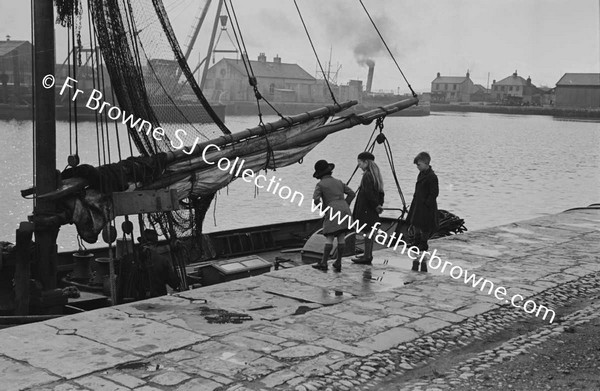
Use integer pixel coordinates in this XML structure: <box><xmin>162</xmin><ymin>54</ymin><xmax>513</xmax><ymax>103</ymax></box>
<box><xmin>1</xmin><ymin>0</ymin><xmax>598</xmax><ymax>93</ymax></box>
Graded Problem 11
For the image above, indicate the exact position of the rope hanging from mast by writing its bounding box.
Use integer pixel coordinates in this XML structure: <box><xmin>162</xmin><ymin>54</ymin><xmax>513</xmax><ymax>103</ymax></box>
<box><xmin>224</xmin><ymin>0</ymin><xmax>287</xmax><ymax>128</ymax></box>
<box><xmin>347</xmin><ymin>118</ymin><xmax>408</xmax><ymax>218</ymax></box>
<box><xmin>293</xmin><ymin>0</ymin><xmax>340</xmax><ymax>107</ymax></box>
<box><xmin>223</xmin><ymin>0</ymin><xmax>282</xmax><ymax>169</ymax></box>
<box><xmin>358</xmin><ymin>0</ymin><xmax>417</xmax><ymax>98</ymax></box>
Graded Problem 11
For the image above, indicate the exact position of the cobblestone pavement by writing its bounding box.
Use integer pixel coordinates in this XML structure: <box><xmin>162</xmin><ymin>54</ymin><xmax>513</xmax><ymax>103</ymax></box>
<box><xmin>379</xmin><ymin>272</ymin><xmax>600</xmax><ymax>391</ymax></box>
<box><xmin>0</xmin><ymin>208</ymin><xmax>598</xmax><ymax>391</ymax></box>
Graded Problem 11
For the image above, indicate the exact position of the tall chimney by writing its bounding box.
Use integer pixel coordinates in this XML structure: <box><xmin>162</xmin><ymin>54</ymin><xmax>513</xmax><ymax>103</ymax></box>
<box><xmin>366</xmin><ymin>62</ymin><xmax>375</xmax><ymax>93</ymax></box>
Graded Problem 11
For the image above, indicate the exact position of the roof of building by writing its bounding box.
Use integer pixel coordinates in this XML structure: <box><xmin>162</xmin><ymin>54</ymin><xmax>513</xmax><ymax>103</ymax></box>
<box><xmin>471</xmin><ymin>84</ymin><xmax>487</xmax><ymax>93</ymax></box>
<box><xmin>523</xmin><ymin>84</ymin><xmax>546</xmax><ymax>95</ymax></box>
<box><xmin>556</xmin><ymin>73</ymin><xmax>600</xmax><ymax>87</ymax></box>
<box><xmin>494</xmin><ymin>72</ymin><xmax>530</xmax><ymax>86</ymax></box>
<box><xmin>220</xmin><ymin>58</ymin><xmax>315</xmax><ymax>81</ymax></box>
<box><xmin>0</xmin><ymin>40</ymin><xmax>31</xmax><ymax>57</ymax></box>
<box><xmin>432</xmin><ymin>76</ymin><xmax>469</xmax><ymax>84</ymax></box>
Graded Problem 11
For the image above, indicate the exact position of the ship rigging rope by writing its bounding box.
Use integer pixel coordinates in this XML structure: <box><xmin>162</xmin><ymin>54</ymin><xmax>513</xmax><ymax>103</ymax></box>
<box><xmin>358</xmin><ymin>0</ymin><xmax>416</xmax><ymax>98</ymax></box>
<box><xmin>99</xmin><ymin>43</ymin><xmax>113</xmax><ymax>166</ymax></box>
<box><xmin>86</xmin><ymin>4</ymin><xmax>104</xmax><ymax>165</ymax></box>
<box><xmin>151</xmin><ymin>0</ymin><xmax>232</xmax><ymax>135</ymax></box>
<box><xmin>65</xmin><ymin>5</ymin><xmax>81</xmax><ymax>160</ymax></box>
<box><xmin>67</xmin><ymin>25</ymin><xmax>74</xmax><ymax>157</ymax></box>
<box><xmin>346</xmin><ymin>118</ymin><xmax>408</xmax><ymax>217</ymax></box>
<box><xmin>29</xmin><ymin>0</ymin><xmax>35</xmax><ymax>205</ymax></box>
<box><xmin>223</xmin><ymin>0</ymin><xmax>281</xmax><ymax>169</ymax></box>
<box><xmin>293</xmin><ymin>0</ymin><xmax>339</xmax><ymax>106</ymax></box>
<box><xmin>224</xmin><ymin>0</ymin><xmax>288</xmax><ymax>126</ymax></box>
<box><xmin>121</xmin><ymin>0</ymin><xmax>146</xmax><ymax>159</ymax></box>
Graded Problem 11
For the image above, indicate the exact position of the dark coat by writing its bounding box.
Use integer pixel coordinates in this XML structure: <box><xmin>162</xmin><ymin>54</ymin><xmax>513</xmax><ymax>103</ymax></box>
<box><xmin>407</xmin><ymin>167</ymin><xmax>439</xmax><ymax>233</ymax></box>
<box><xmin>313</xmin><ymin>175</ymin><xmax>355</xmax><ymax>235</ymax></box>
<box><xmin>144</xmin><ymin>247</ymin><xmax>180</xmax><ymax>297</ymax></box>
<box><xmin>353</xmin><ymin>171</ymin><xmax>384</xmax><ymax>229</ymax></box>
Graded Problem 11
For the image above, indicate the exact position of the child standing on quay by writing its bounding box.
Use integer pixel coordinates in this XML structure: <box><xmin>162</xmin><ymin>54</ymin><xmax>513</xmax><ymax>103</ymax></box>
<box><xmin>351</xmin><ymin>151</ymin><xmax>385</xmax><ymax>265</ymax></box>
<box><xmin>312</xmin><ymin>159</ymin><xmax>355</xmax><ymax>272</ymax></box>
<box><xmin>406</xmin><ymin>151</ymin><xmax>439</xmax><ymax>272</ymax></box>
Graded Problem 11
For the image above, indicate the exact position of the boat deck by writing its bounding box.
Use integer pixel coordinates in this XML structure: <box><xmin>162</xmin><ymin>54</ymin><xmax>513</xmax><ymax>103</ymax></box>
<box><xmin>0</xmin><ymin>207</ymin><xmax>598</xmax><ymax>390</ymax></box>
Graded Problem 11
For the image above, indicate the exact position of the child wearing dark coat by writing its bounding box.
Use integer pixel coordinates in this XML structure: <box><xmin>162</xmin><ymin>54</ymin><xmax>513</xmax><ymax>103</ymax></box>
<box><xmin>406</xmin><ymin>151</ymin><xmax>439</xmax><ymax>272</ymax></box>
<box><xmin>351</xmin><ymin>151</ymin><xmax>384</xmax><ymax>265</ymax></box>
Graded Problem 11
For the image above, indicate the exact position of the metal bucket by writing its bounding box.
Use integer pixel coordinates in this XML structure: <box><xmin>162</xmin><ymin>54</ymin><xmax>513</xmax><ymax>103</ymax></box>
<box><xmin>71</xmin><ymin>252</ymin><xmax>94</xmax><ymax>280</ymax></box>
<box><xmin>92</xmin><ymin>257</ymin><xmax>111</xmax><ymax>285</ymax></box>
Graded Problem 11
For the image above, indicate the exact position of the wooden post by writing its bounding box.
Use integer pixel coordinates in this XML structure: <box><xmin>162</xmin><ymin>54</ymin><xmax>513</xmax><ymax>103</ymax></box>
<box><xmin>14</xmin><ymin>222</ymin><xmax>34</xmax><ymax>315</ymax></box>
<box><xmin>108</xmin><ymin>257</ymin><xmax>117</xmax><ymax>305</ymax></box>
<box><xmin>33</xmin><ymin>0</ymin><xmax>58</xmax><ymax>289</ymax></box>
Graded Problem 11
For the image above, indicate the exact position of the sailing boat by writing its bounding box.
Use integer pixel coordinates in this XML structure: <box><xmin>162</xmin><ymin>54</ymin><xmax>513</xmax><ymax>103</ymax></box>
<box><xmin>40</xmin><ymin>0</ymin><xmax>417</xmax><ymax>239</ymax></box>
<box><xmin>2</xmin><ymin>0</ymin><xmax>463</xmax><ymax>320</ymax></box>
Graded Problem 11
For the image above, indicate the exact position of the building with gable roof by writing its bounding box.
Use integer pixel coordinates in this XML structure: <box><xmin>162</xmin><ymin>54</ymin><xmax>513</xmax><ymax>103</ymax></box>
<box><xmin>0</xmin><ymin>37</ymin><xmax>32</xmax><ymax>104</ymax></box>
<box><xmin>555</xmin><ymin>73</ymin><xmax>600</xmax><ymax>108</ymax></box>
<box><xmin>203</xmin><ymin>53</ymin><xmax>320</xmax><ymax>103</ymax></box>
<box><xmin>491</xmin><ymin>71</ymin><xmax>545</xmax><ymax>105</ymax></box>
<box><xmin>430</xmin><ymin>72</ymin><xmax>474</xmax><ymax>103</ymax></box>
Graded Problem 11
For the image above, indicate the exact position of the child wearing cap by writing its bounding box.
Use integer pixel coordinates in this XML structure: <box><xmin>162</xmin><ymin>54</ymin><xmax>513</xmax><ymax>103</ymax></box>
<box><xmin>406</xmin><ymin>151</ymin><xmax>439</xmax><ymax>272</ymax></box>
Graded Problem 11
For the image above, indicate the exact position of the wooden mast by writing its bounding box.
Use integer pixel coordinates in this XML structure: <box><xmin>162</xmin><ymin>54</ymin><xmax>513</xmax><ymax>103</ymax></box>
<box><xmin>33</xmin><ymin>0</ymin><xmax>58</xmax><ymax>289</ymax></box>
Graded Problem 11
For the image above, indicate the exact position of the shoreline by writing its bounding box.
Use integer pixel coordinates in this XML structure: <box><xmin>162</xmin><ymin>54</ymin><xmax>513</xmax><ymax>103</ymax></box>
<box><xmin>431</xmin><ymin>103</ymin><xmax>600</xmax><ymax>119</ymax></box>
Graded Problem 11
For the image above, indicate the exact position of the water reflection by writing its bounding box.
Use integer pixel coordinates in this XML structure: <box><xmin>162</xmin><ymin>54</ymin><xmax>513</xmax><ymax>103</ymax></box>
<box><xmin>363</xmin><ymin>270</ymin><xmax>383</xmax><ymax>282</ymax></box>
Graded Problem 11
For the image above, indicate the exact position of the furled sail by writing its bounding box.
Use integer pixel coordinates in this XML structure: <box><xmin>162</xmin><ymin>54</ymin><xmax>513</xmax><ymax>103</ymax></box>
<box><xmin>44</xmin><ymin>98</ymin><xmax>417</xmax><ymax>243</ymax></box>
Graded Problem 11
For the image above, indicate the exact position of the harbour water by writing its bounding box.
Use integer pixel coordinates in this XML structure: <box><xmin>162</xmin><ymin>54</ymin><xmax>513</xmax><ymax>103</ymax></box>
<box><xmin>1</xmin><ymin>112</ymin><xmax>598</xmax><ymax>250</ymax></box>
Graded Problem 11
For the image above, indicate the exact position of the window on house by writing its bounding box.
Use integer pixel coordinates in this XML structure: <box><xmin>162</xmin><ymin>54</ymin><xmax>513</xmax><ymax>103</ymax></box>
<box><xmin>436</xmin><ymin>84</ymin><xmax>440</xmax><ymax>90</ymax></box>
<box><xmin>453</xmin><ymin>84</ymin><xmax>457</xmax><ymax>90</ymax></box>
<box><xmin>494</xmin><ymin>86</ymin><xmax>498</xmax><ymax>91</ymax></box>
<box><xmin>501</xmin><ymin>86</ymin><xmax>505</xmax><ymax>92</ymax></box>
<box><xmin>509</xmin><ymin>86</ymin><xmax>513</xmax><ymax>91</ymax></box>
<box><xmin>444</xmin><ymin>84</ymin><xmax>448</xmax><ymax>90</ymax></box>
<box><xmin>516</xmin><ymin>86</ymin><xmax>520</xmax><ymax>91</ymax></box>
<box><xmin>451</xmin><ymin>92</ymin><xmax>455</xmax><ymax>97</ymax></box>
<box><xmin>269</xmin><ymin>83</ymin><xmax>275</xmax><ymax>94</ymax></box>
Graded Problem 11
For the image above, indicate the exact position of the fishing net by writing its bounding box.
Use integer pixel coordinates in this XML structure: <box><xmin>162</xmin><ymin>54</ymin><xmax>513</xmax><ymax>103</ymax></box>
<box><xmin>89</xmin><ymin>0</ymin><xmax>229</xmax><ymax>157</ymax></box>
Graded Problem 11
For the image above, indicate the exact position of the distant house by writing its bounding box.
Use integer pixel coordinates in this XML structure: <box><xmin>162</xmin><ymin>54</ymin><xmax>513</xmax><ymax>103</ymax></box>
<box><xmin>0</xmin><ymin>38</ymin><xmax>32</xmax><ymax>104</ymax></box>
<box><xmin>430</xmin><ymin>72</ymin><xmax>474</xmax><ymax>103</ymax></box>
<box><xmin>491</xmin><ymin>71</ymin><xmax>544</xmax><ymax>105</ymax></box>
<box><xmin>537</xmin><ymin>86</ymin><xmax>555</xmax><ymax>106</ymax></box>
<box><xmin>204</xmin><ymin>53</ymin><xmax>317</xmax><ymax>103</ymax></box>
<box><xmin>470</xmin><ymin>84</ymin><xmax>490</xmax><ymax>102</ymax></box>
<box><xmin>555</xmin><ymin>73</ymin><xmax>600</xmax><ymax>109</ymax></box>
